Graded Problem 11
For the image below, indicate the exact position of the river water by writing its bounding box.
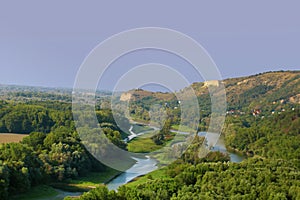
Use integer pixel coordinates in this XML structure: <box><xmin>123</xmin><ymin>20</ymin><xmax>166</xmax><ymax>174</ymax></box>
<box><xmin>211</xmin><ymin>134</ymin><xmax>245</xmax><ymax>163</ymax></box>
<box><xmin>198</xmin><ymin>132</ymin><xmax>245</xmax><ymax>163</ymax></box>
<box><xmin>107</xmin><ymin>156</ymin><xmax>157</xmax><ymax>190</ymax></box>
<box><xmin>57</xmin><ymin>130</ymin><xmax>245</xmax><ymax>199</ymax></box>
<box><xmin>48</xmin><ymin>132</ymin><xmax>244</xmax><ymax>199</ymax></box>
<box><xmin>106</xmin><ymin>131</ymin><xmax>245</xmax><ymax>190</ymax></box>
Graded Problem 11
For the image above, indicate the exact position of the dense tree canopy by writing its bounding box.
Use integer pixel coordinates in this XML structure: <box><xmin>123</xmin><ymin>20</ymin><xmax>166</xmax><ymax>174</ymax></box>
<box><xmin>0</xmin><ymin>100</ymin><xmax>127</xmax><ymax>199</ymax></box>
<box><xmin>0</xmin><ymin>71</ymin><xmax>299</xmax><ymax>199</ymax></box>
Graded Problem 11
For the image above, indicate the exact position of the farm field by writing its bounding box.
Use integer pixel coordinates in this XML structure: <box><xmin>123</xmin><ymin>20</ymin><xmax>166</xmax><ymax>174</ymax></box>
<box><xmin>0</xmin><ymin>133</ymin><xmax>28</xmax><ymax>143</ymax></box>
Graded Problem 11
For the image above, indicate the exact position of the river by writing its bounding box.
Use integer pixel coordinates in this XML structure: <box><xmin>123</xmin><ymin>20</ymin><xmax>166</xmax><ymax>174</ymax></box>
<box><xmin>210</xmin><ymin>134</ymin><xmax>245</xmax><ymax>163</ymax></box>
<box><xmin>106</xmin><ymin>156</ymin><xmax>157</xmax><ymax>190</ymax></box>
<box><xmin>106</xmin><ymin>130</ymin><xmax>245</xmax><ymax>190</ymax></box>
<box><xmin>198</xmin><ymin>132</ymin><xmax>245</xmax><ymax>163</ymax></box>
<box><xmin>36</xmin><ymin>132</ymin><xmax>244</xmax><ymax>199</ymax></box>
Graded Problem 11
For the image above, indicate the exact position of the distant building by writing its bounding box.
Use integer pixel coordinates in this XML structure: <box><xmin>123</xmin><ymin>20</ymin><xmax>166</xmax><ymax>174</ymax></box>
<box><xmin>252</xmin><ymin>109</ymin><xmax>261</xmax><ymax>116</ymax></box>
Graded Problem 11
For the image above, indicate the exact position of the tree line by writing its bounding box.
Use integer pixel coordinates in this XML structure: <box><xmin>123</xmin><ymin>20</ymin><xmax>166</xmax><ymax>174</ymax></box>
<box><xmin>0</xmin><ymin>100</ymin><xmax>129</xmax><ymax>199</ymax></box>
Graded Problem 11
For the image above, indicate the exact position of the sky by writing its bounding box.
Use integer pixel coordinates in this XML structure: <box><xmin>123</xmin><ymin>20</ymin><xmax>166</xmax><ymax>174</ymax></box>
<box><xmin>0</xmin><ymin>1</ymin><xmax>299</xmax><ymax>91</ymax></box>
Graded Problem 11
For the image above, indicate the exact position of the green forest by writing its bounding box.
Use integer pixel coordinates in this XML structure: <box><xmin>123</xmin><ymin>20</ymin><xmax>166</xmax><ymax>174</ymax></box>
<box><xmin>67</xmin><ymin>107</ymin><xmax>300</xmax><ymax>200</ymax></box>
<box><xmin>0</xmin><ymin>71</ymin><xmax>299</xmax><ymax>199</ymax></box>
<box><xmin>0</xmin><ymin>100</ymin><xmax>127</xmax><ymax>199</ymax></box>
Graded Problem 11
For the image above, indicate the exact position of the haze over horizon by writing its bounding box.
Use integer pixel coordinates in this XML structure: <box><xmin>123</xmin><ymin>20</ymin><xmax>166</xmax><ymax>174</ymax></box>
<box><xmin>1</xmin><ymin>1</ymin><xmax>299</xmax><ymax>91</ymax></box>
<box><xmin>0</xmin><ymin>69</ymin><xmax>298</xmax><ymax>91</ymax></box>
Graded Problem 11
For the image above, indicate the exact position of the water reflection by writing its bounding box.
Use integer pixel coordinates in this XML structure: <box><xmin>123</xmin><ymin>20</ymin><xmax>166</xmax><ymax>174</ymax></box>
<box><xmin>107</xmin><ymin>156</ymin><xmax>157</xmax><ymax>190</ymax></box>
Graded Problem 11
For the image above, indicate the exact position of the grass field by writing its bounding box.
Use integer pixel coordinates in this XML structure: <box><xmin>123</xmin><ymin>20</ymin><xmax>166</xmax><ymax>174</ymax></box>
<box><xmin>125</xmin><ymin>167</ymin><xmax>168</xmax><ymax>188</ymax></box>
<box><xmin>128</xmin><ymin>137</ymin><xmax>162</xmax><ymax>153</ymax></box>
<box><xmin>0</xmin><ymin>133</ymin><xmax>28</xmax><ymax>143</ymax></box>
<box><xmin>127</xmin><ymin>132</ymin><xmax>176</xmax><ymax>153</ymax></box>
<box><xmin>12</xmin><ymin>169</ymin><xmax>121</xmax><ymax>200</ymax></box>
<box><xmin>11</xmin><ymin>185</ymin><xmax>59</xmax><ymax>200</ymax></box>
<box><xmin>67</xmin><ymin>168</ymin><xmax>121</xmax><ymax>188</ymax></box>
<box><xmin>50</xmin><ymin>168</ymin><xmax>121</xmax><ymax>192</ymax></box>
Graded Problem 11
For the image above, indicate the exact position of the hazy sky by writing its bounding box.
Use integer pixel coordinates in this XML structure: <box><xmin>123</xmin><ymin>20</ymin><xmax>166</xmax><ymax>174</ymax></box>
<box><xmin>0</xmin><ymin>1</ymin><xmax>299</xmax><ymax>90</ymax></box>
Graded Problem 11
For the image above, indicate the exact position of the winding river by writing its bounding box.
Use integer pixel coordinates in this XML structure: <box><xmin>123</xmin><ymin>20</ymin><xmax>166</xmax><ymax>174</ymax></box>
<box><xmin>107</xmin><ymin>156</ymin><xmax>157</xmax><ymax>191</ymax></box>
<box><xmin>56</xmin><ymin>127</ymin><xmax>245</xmax><ymax>199</ymax></box>
<box><xmin>106</xmin><ymin>129</ymin><xmax>245</xmax><ymax>190</ymax></box>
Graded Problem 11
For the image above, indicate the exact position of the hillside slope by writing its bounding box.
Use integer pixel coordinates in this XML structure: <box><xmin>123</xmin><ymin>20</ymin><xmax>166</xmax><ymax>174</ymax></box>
<box><xmin>126</xmin><ymin>71</ymin><xmax>300</xmax><ymax>112</ymax></box>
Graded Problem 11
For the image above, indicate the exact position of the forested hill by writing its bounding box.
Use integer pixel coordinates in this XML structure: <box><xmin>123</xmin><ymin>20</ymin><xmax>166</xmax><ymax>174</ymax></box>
<box><xmin>216</xmin><ymin>70</ymin><xmax>299</xmax><ymax>110</ymax></box>
<box><xmin>0</xmin><ymin>70</ymin><xmax>299</xmax><ymax>199</ymax></box>
<box><xmin>71</xmin><ymin>71</ymin><xmax>300</xmax><ymax>200</ymax></box>
<box><xmin>1</xmin><ymin>71</ymin><xmax>299</xmax><ymax>109</ymax></box>
<box><xmin>121</xmin><ymin>71</ymin><xmax>300</xmax><ymax>129</ymax></box>
<box><xmin>123</xmin><ymin>70</ymin><xmax>300</xmax><ymax>109</ymax></box>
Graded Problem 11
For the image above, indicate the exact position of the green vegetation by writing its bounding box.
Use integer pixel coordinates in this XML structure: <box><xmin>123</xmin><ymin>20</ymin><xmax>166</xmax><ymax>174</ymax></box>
<box><xmin>127</xmin><ymin>133</ymin><xmax>162</xmax><ymax>153</ymax></box>
<box><xmin>71</xmin><ymin>156</ymin><xmax>300</xmax><ymax>200</ymax></box>
<box><xmin>151</xmin><ymin>118</ymin><xmax>173</xmax><ymax>145</ymax></box>
<box><xmin>224</xmin><ymin>106</ymin><xmax>300</xmax><ymax>160</ymax></box>
<box><xmin>125</xmin><ymin>167</ymin><xmax>168</xmax><ymax>188</ymax></box>
<box><xmin>11</xmin><ymin>185</ymin><xmax>59</xmax><ymax>200</ymax></box>
<box><xmin>0</xmin><ymin>71</ymin><xmax>299</xmax><ymax>199</ymax></box>
<box><xmin>66</xmin><ymin>169</ymin><xmax>121</xmax><ymax>189</ymax></box>
<box><xmin>0</xmin><ymin>104</ymin><xmax>54</xmax><ymax>133</ymax></box>
<box><xmin>170</xmin><ymin>124</ymin><xmax>194</xmax><ymax>133</ymax></box>
<box><xmin>70</xmin><ymin>71</ymin><xmax>300</xmax><ymax>199</ymax></box>
<box><xmin>127</xmin><ymin>121</ymin><xmax>175</xmax><ymax>153</ymax></box>
<box><xmin>123</xmin><ymin>71</ymin><xmax>300</xmax><ymax>132</ymax></box>
<box><xmin>0</xmin><ymin>100</ymin><xmax>129</xmax><ymax>199</ymax></box>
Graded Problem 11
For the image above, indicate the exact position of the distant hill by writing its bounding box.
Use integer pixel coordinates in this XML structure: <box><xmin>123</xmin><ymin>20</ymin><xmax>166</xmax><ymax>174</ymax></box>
<box><xmin>223</xmin><ymin>70</ymin><xmax>300</xmax><ymax>109</ymax></box>
<box><xmin>120</xmin><ymin>89</ymin><xmax>175</xmax><ymax>102</ymax></box>
<box><xmin>1</xmin><ymin>71</ymin><xmax>299</xmax><ymax>112</ymax></box>
<box><xmin>0</xmin><ymin>84</ymin><xmax>111</xmax><ymax>102</ymax></box>
<box><xmin>118</xmin><ymin>71</ymin><xmax>300</xmax><ymax>125</ymax></box>
<box><xmin>123</xmin><ymin>70</ymin><xmax>300</xmax><ymax>108</ymax></box>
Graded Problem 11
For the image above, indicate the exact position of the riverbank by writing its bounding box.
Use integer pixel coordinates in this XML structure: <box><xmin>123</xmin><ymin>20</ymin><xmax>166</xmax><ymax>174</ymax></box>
<box><xmin>106</xmin><ymin>156</ymin><xmax>158</xmax><ymax>190</ymax></box>
<box><xmin>125</xmin><ymin>167</ymin><xmax>168</xmax><ymax>188</ymax></box>
<box><xmin>106</xmin><ymin>130</ymin><xmax>247</xmax><ymax>191</ymax></box>
<box><xmin>12</xmin><ymin>168</ymin><xmax>122</xmax><ymax>200</ymax></box>
<box><xmin>11</xmin><ymin>185</ymin><xmax>59</xmax><ymax>200</ymax></box>
<box><xmin>124</xmin><ymin>135</ymin><xmax>247</xmax><ymax>189</ymax></box>
<box><xmin>226</xmin><ymin>145</ymin><xmax>253</xmax><ymax>157</ymax></box>
<box><xmin>19</xmin><ymin>124</ymin><xmax>157</xmax><ymax>199</ymax></box>
<box><xmin>21</xmin><ymin>126</ymin><xmax>246</xmax><ymax>199</ymax></box>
